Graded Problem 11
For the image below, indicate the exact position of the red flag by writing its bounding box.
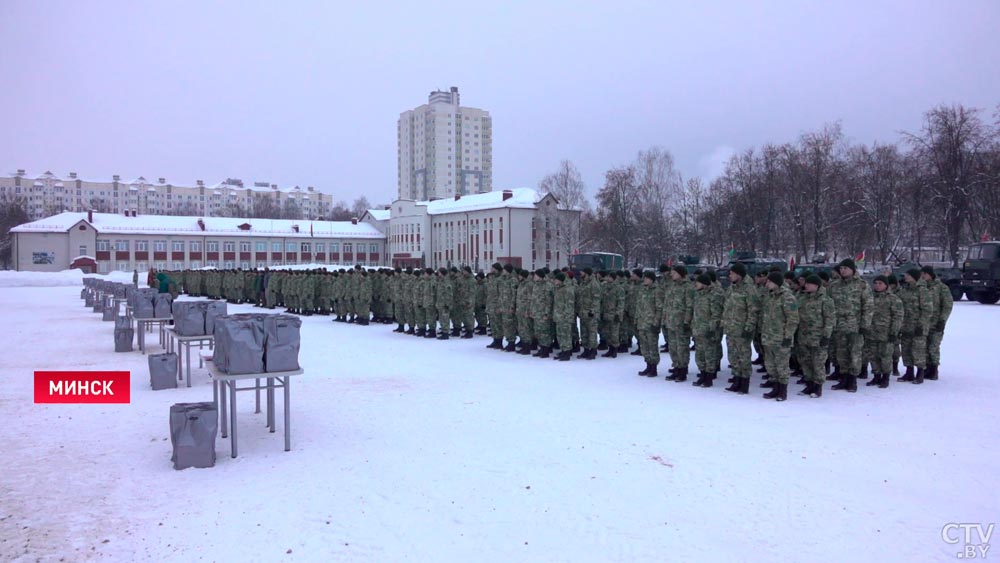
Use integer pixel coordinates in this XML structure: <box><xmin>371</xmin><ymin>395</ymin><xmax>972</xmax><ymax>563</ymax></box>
<box><xmin>788</xmin><ymin>255</ymin><xmax>796</xmax><ymax>270</ymax></box>
<box><xmin>983</xmin><ymin>231</ymin><xmax>991</xmax><ymax>242</ymax></box>
<box><xmin>855</xmin><ymin>249</ymin><xmax>865</xmax><ymax>263</ymax></box>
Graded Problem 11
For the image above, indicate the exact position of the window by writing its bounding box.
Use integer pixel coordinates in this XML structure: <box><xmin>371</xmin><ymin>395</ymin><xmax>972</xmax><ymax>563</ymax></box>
<box><xmin>118</xmin><ymin>263</ymin><xmax>130</xmax><ymax>272</ymax></box>
<box><xmin>301</xmin><ymin>243</ymin><xmax>311</xmax><ymax>253</ymax></box>
<box><xmin>99</xmin><ymin>262</ymin><xmax>110</xmax><ymax>274</ymax></box>
<box><xmin>136</xmin><ymin>241</ymin><xmax>148</xmax><ymax>251</ymax></box>
<box><xmin>272</xmin><ymin>242</ymin><xmax>282</xmax><ymax>252</ymax></box>
<box><xmin>96</xmin><ymin>240</ymin><xmax>109</xmax><ymax>252</ymax></box>
<box><xmin>224</xmin><ymin>261</ymin><xmax>234</xmax><ymax>269</ymax></box>
<box><xmin>315</xmin><ymin>243</ymin><xmax>325</xmax><ymax>253</ymax></box>
<box><xmin>207</xmin><ymin>260</ymin><xmax>218</xmax><ymax>268</ymax></box>
<box><xmin>286</xmin><ymin>243</ymin><xmax>296</xmax><ymax>252</ymax></box>
<box><xmin>190</xmin><ymin>241</ymin><xmax>201</xmax><ymax>252</ymax></box>
<box><xmin>172</xmin><ymin>262</ymin><xmax>183</xmax><ymax>270</ymax></box>
<box><xmin>240</xmin><ymin>262</ymin><xmax>250</xmax><ymax>269</ymax></box>
<box><xmin>370</xmin><ymin>244</ymin><xmax>378</xmax><ymax>254</ymax></box>
<box><xmin>206</xmin><ymin>241</ymin><xmax>219</xmax><ymax>252</ymax></box>
<box><xmin>172</xmin><ymin>241</ymin><xmax>184</xmax><ymax>252</ymax></box>
<box><xmin>191</xmin><ymin>260</ymin><xmax>201</xmax><ymax>269</ymax></box>
<box><xmin>255</xmin><ymin>242</ymin><xmax>266</xmax><ymax>252</ymax></box>
<box><xmin>223</xmin><ymin>241</ymin><xmax>235</xmax><ymax>252</ymax></box>
<box><xmin>79</xmin><ymin>245</ymin><xmax>87</xmax><ymax>256</ymax></box>
<box><xmin>154</xmin><ymin>262</ymin><xmax>166</xmax><ymax>270</ymax></box>
<box><xmin>343</xmin><ymin>243</ymin><xmax>352</xmax><ymax>254</ymax></box>
<box><xmin>154</xmin><ymin>240</ymin><xmax>166</xmax><ymax>251</ymax></box>
<box><xmin>330</xmin><ymin>243</ymin><xmax>339</xmax><ymax>253</ymax></box>
<box><xmin>115</xmin><ymin>240</ymin><xmax>129</xmax><ymax>251</ymax></box>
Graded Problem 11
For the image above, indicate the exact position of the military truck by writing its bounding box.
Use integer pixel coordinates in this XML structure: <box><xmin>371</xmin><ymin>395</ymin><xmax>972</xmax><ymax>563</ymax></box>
<box><xmin>715</xmin><ymin>251</ymin><xmax>788</xmax><ymax>288</ymax></box>
<box><xmin>961</xmin><ymin>241</ymin><xmax>1000</xmax><ymax>304</ymax></box>
<box><xmin>568</xmin><ymin>252</ymin><xmax>625</xmax><ymax>275</ymax></box>
<box><xmin>863</xmin><ymin>261</ymin><xmax>964</xmax><ymax>301</ymax></box>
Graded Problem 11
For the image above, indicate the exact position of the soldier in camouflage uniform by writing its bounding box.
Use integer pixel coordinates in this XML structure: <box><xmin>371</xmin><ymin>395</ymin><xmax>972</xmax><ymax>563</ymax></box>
<box><xmin>456</xmin><ymin>267</ymin><xmax>475</xmax><ymax>338</ymax></box>
<box><xmin>657</xmin><ymin>264</ymin><xmax>671</xmax><ymax>353</ymax></box>
<box><xmin>921</xmin><ymin>266</ymin><xmax>952</xmax><ymax>381</ymax></box>
<box><xmin>759</xmin><ymin>271</ymin><xmax>799</xmax><ymax>401</ymax></box>
<box><xmin>663</xmin><ymin>265</ymin><xmax>694</xmax><ymax>382</ymax></box>
<box><xmin>497</xmin><ymin>264</ymin><xmax>518</xmax><ymax>351</ymax></box>
<box><xmin>622</xmin><ymin>270</ymin><xmax>640</xmax><ymax>354</ymax></box>
<box><xmin>830</xmin><ymin>259</ymin><xmax>873</xmax><ymax>392</ymax></box>
<box><xmin>576</xmin><ymin>269</ymin><xmax>601</xmax><ymax>359</ymax></box>
<box><xmin>552</xmin><ymin>271</ymin><xmax>575</xmax><ymax>361</ymax></box>
<box><xmin>899</xmin><ymin>268</ymin><xmax>932</xmax><ymax>383</ymax></box>
<box><xmin>825</xmin><ymin>268</ymin><xmax>843</xmax><ymax>377</ymax></box>
<box><xmin>600</xmin><ymin>271</ymin><xmax>625</xmax><ymax>358</ymax></box>
<box><xmin>420</xmin><ymin>267</ymin><xmax>437</xmax><ymax>337</ymax></box>
<box><xmin>691</xmin><ymin>274</ymin><xmax>724</xmax><ymax>387</ymax></box>
<box><xmin>723</xmin><ymin>263</ymin><xmax>758</xmax><ymax>394</ymax></box>
<box><xmin>474</xmin><ymin>272</ymin><xmax>487</xmax><ymax>334</ymax></box>
<box><xmin>485</xmin><ymin>265</ymin><xmax>503</xmax><ymax>347</ymax></box>
<box><xmin>886</xmin><ymin>274</ymin><xmax>902</xmax><ymax>375</ymax></box>
<box><xmin>751</xmin><ymin>270</ymin><xmax>769</xmax><ymax>367</ymax></box>
<box><xmin>636</xmin><ymin>271</ymin><xmax>661</xmax><ymax>376</ymax></box>
<box><xmin>795</xmin><ymin>274</ymin><xmax>835</xmax><ymax>398</ymax></box>
<box><xmin>529</xmin><ymin>269</ymin><xmax>554</xmax><ymax>358</ymax></box>
<box><xmin>514</xmin><ymin>269</ymin><xmax>535</xmax><ymax>353</ymax></box>
<box><xmin>433</xmin><ymin>268</ymin><xmax>453</xmax><ymax>338</ymax></box>
<box><xmin>865</xmin><ymin>275</ymin><xmax>903</xmax><ymax>389</ymax></box>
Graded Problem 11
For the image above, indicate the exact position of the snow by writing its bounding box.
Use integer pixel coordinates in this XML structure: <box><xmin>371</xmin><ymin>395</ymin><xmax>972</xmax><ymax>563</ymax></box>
<box><xmin>365</xmin><ymin>209</ymin><xmax>390</xmax><ymax>221</ymax></box>
<box><xmin>0</xmin><ymin>280</ymin><xmax>997</xmax><ymax>562</ymax></box>
<box><xmin>424</xmin><ymin>188</ymin><xmax>541</xmax><ymax>215</ymax></box>
<box><xmin>11</xmin><ymin>212</ymin><xmax>385</xmax><ymax>240</ymax></box>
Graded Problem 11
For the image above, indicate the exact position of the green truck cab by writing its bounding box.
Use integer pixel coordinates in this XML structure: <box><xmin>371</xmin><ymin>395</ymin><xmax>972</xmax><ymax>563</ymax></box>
<box><xmin>961</xmin><ymin>241</ymin><xmax>1000</xmax><ymax>304</ymax></box>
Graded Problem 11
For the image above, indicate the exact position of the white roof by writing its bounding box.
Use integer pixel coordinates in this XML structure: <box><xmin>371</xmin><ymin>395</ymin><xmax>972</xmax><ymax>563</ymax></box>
<box><xmin>423</xmin><ymin>188</ymin><xmax>543</xmax><ymax>215</ymax></box>
<box><xmin>366</xmin><ymin>209</ymin><xmax>390</xmax><ymax>221</ymax></box>
<box><xmin>12</xmin><ymin>212</ymin><xmax>385</xmax><ymax>240</ymax></box>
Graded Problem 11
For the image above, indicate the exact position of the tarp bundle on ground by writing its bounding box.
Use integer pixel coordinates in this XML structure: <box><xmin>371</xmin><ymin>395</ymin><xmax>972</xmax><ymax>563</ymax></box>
<box><xmin>169</xmin><ymin>402</ymin><xmax>217</xmax><ymax>470</ymax></box>
<box><xmin>149</xmin><ymin>353</ymin><xmax>179</xmax><ymax>390</ymax></box>
<box><xmin>114</xmin><ymin>326</ymin><xmax>134</xmax><ymax>352</ymax></box>
<box><xmin>212</xmin><ymin>313</ymin><xmax>300</xmax><ymax>374</ymax></box>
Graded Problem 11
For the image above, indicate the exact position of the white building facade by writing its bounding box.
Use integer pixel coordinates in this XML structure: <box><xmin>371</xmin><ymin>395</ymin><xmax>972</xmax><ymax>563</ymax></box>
<box><xmin>368</xmin><ymin>188</ymin><xmax>581</xmax><ymax>272</ymax></box>
<box><xmin>397</xmin><ymin>87</ymin><xmax>493</xmax><ymax>201</ymax></box>
<box><xmin>11</xmin><ymin>212</ymin><xmax>386</xmax><ymax>273</ymax></box>
<box><xmin>0</xmin><ymin>170</ymin><xmax>334</xmax><ymax>220</ymax></box>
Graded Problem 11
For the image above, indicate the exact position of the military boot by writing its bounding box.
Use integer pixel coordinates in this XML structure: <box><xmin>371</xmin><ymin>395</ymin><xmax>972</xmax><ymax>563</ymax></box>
<box><xmin>831</xmin><ymin>376</ymin><xmax>849</xmax><ymax>391</ymax></box>
<box><xmin>810</xmin><ymin>381</ymin><xmax>823</xmax><ymax>398</ymax></box>
<box><xmin>630</xmin><ymin>346</ymin><xmax>643</xmax><ymax>356</ymax></box>
<box><xmin>878</xmin><ymin>373</ymin><xmax>890</xmax><ymax>389</ymax></box>
<box><xmin>846</xmin><ymin>373</ymin><xmax>858</xmax><ymax>393</ymax></box>
<box><xmin>517</xmin><ymin>344</ymin><xmax>533</xmax><ymax>355</ymax></box>
<box><xmin>475</xmin><ymin>326</ymin><xmax>487</xmax><ymax>335</ymax></box>
<box><xmin>436</xmin><ymin>331</ymin><xmax>449</xmax><ymax>340</ymax></box>
<box><xmin>760</xmin><ymin>379</ymin><xmax>776</xmax><ymax>389</ymax></box>
<box><xmin>638</xmin><ymin>362</ymin><xmax>654</xmax><ymax>376</ymax></box>
<box><xmin>406</xmin><ymin>326</ymin><xmax>416</xmax><ymax>335</ymax></box>
<box><xmin>763</xmin><ymin>382</ymin><xmax>782</xmax><ymax>399</ymax></box>
<box><xmin>913</xmin><ymin>368</ymin><xmax>925</xmax><ymax>384</ymax></box>
<box><xmin>738</xmin><ymin>377</ymin><xmax>751</xmax><ymax>394</ymax></box>
<box><xmin>462</xmin><ymin>330</ymin><xmax>474</xmax><ymax>339</ymax></box>
<box><xmin>702</xmin><ymin>373</ymin><xmax>715</xmax><ymax>388</ymax></box>
<box><xmin>557</xmin><ymin>350</ymin><xmax>571</xmax><ymax>361</ymax></box>
<box><xmin>727</xmin><ymin>376</ymin><xmax>737</xmax><ymax>384</ymax></box>
<box><xmin>724</xmin><ymin>378</ymin><xmax>741</xmax><ymax>392</ymax></box>
<box><xmin>597</xmin><ymin>339</ymin><xmax>608</xmax><ymax>351</ymax></box>
<box><xmin>776</xmin><ymin>383</ymin><xmax>788</xmax><ymax>401</ymax></box>
<box><xmin>394</xmin><ymin>323</ymin><xmax>405</xmax><ymax>333</ymax></box>
<box><xmin>664</xmin><ymin>367</ymin><xmax>679</xmax><ymax>381</ymax></box>
<box><xmin>572</xmin><ymin>341</ymin><xmax>581</xmax><ymax>354</ymax></box>
<box><xmin>533</xmin><ymin>346</ymin><xmax>551</xmax><ymax>358</ymax></box>
<box><xmin>899</xmin><ymin>365</ymin><xmax>915</xmax><ymax>382</ymax></box>
<box><xmin>892</xmin><ymin>359</ymin><xmax>900</xmax><ymax>376</ymax></box>
<box><xmin>925</xmin><ymin>365</ymin><xmax>939</xmax><ymax>380</ymax></box>
<box><xmin>425</xmin><ymin>328</ymin><xmax>436</xmax><ymax>338</ymax></box>
<box><xmin>451</xmin><ymin>327</ymin><xmax>461</xmax><ymax>337</ymax></box>
<box><xmin>643</xmin><ymin>364</ymin><xmax>659</xmax><ymax>377</ymax></box>
<box><xmin>618</xmin><ymin>344</ymin><xmax>629</xmax><ymax>353</ymax></box>
<box><xmin>866</xmin><ymin>373</ymin><xmax>880</xmax><ymax>386</ymax></box>
<box><xmin>601</xmin><ymin>348</ymin><xmax>617</xmax><ymax>358</ymax></box>
<box><xmin>692</xmin><ymin>373</ymin><xmax>708</xmax><ymax>387</ymax></box>
<box><xmin>826</xmin><ymin>367</ymin><xmax>842</xmax><ymax>381</ymax></box>
<box><xmin>859</xmin><ymin>364</ymin><xmax>869</xmax><ymax>379</ymax></box>
<box><xmin>359</xmin><ymin>317</ymin><xmax>369</xmax><ymax>325</ymax></box>
<box><xmin>672</xmin><ymin>368</ymin><xmax>688</xmax><ymax>383</ymax></box>
<box><xmin>503</xmin><ymin>341</ymin><xmax>516</xmax><ymax>352</ymax></box>
<box><xmin>576</xmin><ymin>349</ymin><xmax>591</xmax><ymax>360</ymax></box>
<box><xmin>661</xmin><ymin>343</ymin><xmax>670</xmax><ymax>353</ymax></box>
<box><xmin>798</xmin><ymin>382</ymin><xmax>815</xmax><ymax>396</ymax></box>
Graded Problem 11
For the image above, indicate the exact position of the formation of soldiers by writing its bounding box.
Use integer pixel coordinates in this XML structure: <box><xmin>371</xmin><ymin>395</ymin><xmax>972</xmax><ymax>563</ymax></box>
<box><xmin>154</xmin><ymin>257</ymin><xmax>952</xmax><ymax>402</ymax></box>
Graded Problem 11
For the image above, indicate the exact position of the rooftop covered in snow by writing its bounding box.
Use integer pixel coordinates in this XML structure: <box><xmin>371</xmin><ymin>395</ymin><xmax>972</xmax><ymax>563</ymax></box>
<box><xmin>11</xmin><ymin>212</ymin><xmax>385</xmax><ymax>239</ymax></box>
<box><xmin>418</xmin><ymin>188</ymin><xmax>551</xmax><ymax>215</ymax></box>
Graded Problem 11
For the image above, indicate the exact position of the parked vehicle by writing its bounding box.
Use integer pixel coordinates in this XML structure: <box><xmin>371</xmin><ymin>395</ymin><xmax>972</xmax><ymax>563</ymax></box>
<box><xmin>961</xmin><ymin>241</ymin><xmax>1000</xmax><ymax>304</ymax></box>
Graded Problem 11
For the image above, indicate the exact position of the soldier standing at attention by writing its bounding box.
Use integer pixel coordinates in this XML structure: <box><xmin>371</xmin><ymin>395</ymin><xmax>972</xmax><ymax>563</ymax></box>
<box><xmin>751</xmin><ymin>270</ymin><xmax>769</xmax><ymax>368</ymax></box>
<box><xmin>831</xmin><ymin>259</ymin><xmax>873</xmax><ymax>392</ymax></box>
<box><xmin>552</xmin><ymin>271</ymin><xmax>576</xmax><ymax>361</ymax></box>
<box><xmin>531</xmin><ymin>269</ymin><xmax>555</xmax><ymax>358</ymax></box>
<box><xmin>921</xmin><ymin>266</ymin><xmax>952</xmax><ymax>381</ymax></box>
<box><xmin>724</xmin><ymin>263</ymin><xmax>757</xmax><ymax>394</ymax></box>
<box><xmin>435</xmin><ymin>267</ymin><xmax>453</xmax><ymax>339</ymax></box>
<box><xmin>691</xmin><ymin>273</ymin><xmax>723</xmax><ymax>387</ymax></box>
<box><xmin>657</xmin><ymin>264</ymin><xmax>671</xmax><ymax>353</ymax></box>
<box><xmin>515</xmin><ymin>269</ymin><xmax>535</xmax><ymax>353</ymax></box>
<box><xmin>866</xmin><ymin>275</ymin><xmax>904</xmax><ymax>389</ymax></box>
<box><xmin>459</xmin><ymin>267</ymin><xmax>476</xmax><ymax>338</ymax></box>
<box><xmin>663</xmin><ymin>265</ymin><xmax>695</xmax><ymax>382</ymax></box>
<box><xmin>886</xmin><ymin>274</ymin><xmax>903</xmax><ymax>375</ymax></box>
<box><xmin>474</xmin><ymin>271</ymin><xmax>488</xmax><ymax>335</ymax></box>
<box><xmin>899</xmin><ymin>268</ymin><xmax>933</xmax><ymax>383</ymax></box>
<box><xmin>421</xmin><ymin>267</ymin><xmax>437</xmax><ymax>337</ymax></box>
<box><xmin>576</xmin><ymin>268</ymin><xmax>601</xmax><ymax>359</ymax></box>
<box><xmin>760</xmin><ymin>271</ymin><xmax>799</xmax><ymax>401</ymax></box>
<box><xmin>499</xmin><ymin>264</ymin><xmax>518</xmax><ymax>352</ymax></box>
<box><xmin>636</xmin><ymin>271</ymin><xmax>661</xmax><ymax>377</ymax></box>
<box><xmin>601</xmin><ymin>271</ymin><xmax>626</xmax><ymax>358</ymax></box>
<box><xmin>794</xmin><ymin>274</ymin><xmax>835</xmax><ymax>398</ymax></box>
<box><xmin>485</xmin><ymin>264</ymin><xmax>503</xmax><ymax>348</ymax></box>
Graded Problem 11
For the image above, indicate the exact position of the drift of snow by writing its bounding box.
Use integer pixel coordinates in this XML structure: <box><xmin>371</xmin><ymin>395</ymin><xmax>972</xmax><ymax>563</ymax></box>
<box><xmin>0</xmin><ymin>278</ymin><xmax>996</xmax><ymax>562</ymax></box>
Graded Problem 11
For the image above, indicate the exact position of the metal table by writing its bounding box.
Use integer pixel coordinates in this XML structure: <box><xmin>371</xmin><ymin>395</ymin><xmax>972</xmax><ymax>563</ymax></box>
<box><xmin>165</xmin><ymin>328</ymin><xmax>214</xmax><ymax>388</ymax></box>
<box><xmin>203</xmin><ymin>356</ymin><xmax>303</xmax><ymax>458</ymax></box>
<box><xmin>136</xmin><ymin>317</ymin><xmax>172</xmax><ymax>354</ymax></box>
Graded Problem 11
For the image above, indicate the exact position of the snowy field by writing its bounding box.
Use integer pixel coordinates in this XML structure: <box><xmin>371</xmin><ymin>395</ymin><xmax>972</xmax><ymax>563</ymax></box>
<box><xmin>1</xmin><ymin>272</ymin><xmax>998</xmax><ymax>563</ymax></box>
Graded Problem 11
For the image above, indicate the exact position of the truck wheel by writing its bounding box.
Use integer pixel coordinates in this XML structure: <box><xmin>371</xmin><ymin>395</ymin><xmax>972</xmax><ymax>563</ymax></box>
<box><xmin>975</xmin><ymin>292</ymin><xmax>1000</xmax><ymax>305</ymax></box>
<box><xmin>949</xmin><ymin>285</ymin><xmax>964</xmax><ymax>301</ymax></box>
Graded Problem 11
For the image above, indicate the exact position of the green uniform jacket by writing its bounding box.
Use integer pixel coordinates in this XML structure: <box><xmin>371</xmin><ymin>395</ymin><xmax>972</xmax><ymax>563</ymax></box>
<box><xmin>870</xmin><ymin>290</ymin><xmax>903</xmax><ymax>342</ymax></box>
<box><xmin>795</xmin><ymin>287</ymin><xmax>835</xmax><ymax>347</ymax></box>
<box><xmin>761</xmin><ymin>285</ymin><xmax>800</xmax><ymax>347</ymax></box>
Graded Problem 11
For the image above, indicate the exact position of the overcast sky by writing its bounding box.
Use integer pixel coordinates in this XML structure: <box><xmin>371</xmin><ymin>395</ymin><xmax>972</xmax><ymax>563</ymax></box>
<box><xmin>2</xmin><ymin>0</ymin><xmax>998</xmax><ymax>206</ymax></box>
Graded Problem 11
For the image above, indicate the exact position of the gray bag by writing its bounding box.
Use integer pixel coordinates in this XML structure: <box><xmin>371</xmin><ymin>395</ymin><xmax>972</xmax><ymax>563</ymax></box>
<box><xmin>264</xmin><ymin>315</ymin><xmax>301</xmax><ymax>372</ymax></box>
<box><xmin>134</xmin><ymin>296</ymin><xmax>155</xmax><ymax>319</ymax></box>
<box><xmin>154</xmin><ymin>293</ymin><xmax>173</xmax><ymax>318</ymax></box>
<box><xmin>114</xmin><ymin>327</ymin><xmax>134</xmax><ymax>352</ymax></box>
<box><xmin>204</xmin><ymin>301</ymin><xmax>227</xmax><ymax>336</ymax></box>
<box><xmin>169</xmin><ymin>402</ymin><xmax>217</xmax><ymax>470</ymax></box>
<box><xmin>80</xmin><ymin>288</ymin><xmax>88</xmax><ymax>299</ymax></box>
<box><xmin>113</xmin><ymin>284</ymin><xmax>127</xmax><ymax>298</ymax></box>
<box><xmin>114</xmin><ymin>315</ymin><xmax>131</xmax><ymax>330</ymax></box>
<box><xmin>84</xmin><ymin>293</ymin><xmax>94</xmax><ymax>307</ymax></box>
<box><xmin>102</xmin><ymin>304</ymin><xmax>116</xmax><ymax>322</ymax></box>
<box><xmin>173</xmin><ymin>301</ymin><xmax>207</xmax><ymax>336</ymax></box>
<box><xmin>92</xmin><ymin>298</ymin><xmax>104</xmax><ymax>313</ymax></box>
<box><xmin>149</xmin><ymin>353</ymin><xmax>179</xmax><ymax>390</ymax></box>
<box><xmin>213</xmin><ymin>315</ymin><xmax>265</xmax><ymax>374</ymax></box>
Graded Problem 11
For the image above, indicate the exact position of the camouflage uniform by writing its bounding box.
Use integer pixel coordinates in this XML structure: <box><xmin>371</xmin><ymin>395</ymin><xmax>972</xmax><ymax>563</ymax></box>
<box><xmin>621</xmin><ymin>275</ymin><xmax>639</xmax><ymax>351</ymax></box>
<box><xmin>421</xmin><ymin>269</ymin><xmax>437</xmax><ymax>333</ymax></box>
<box><xmin>435</xmin><ymin>269</ymin><xmax>453</xmax><ymax>335</ymax></box>
<box><xmin>474</xmin><ymin>276</ymin><xmax>487</xmax><ymax>332</ymax></box>
<box><xmin>577</xmin><ymin>275</ymin><xmax>602</xmax><ymax>352</ymax></box>
<box><xmin>600</xmin><ymin>275</ymin><xmax>625</xmax><ymax>350</ymax></box>
<box><xmin>832</xmin><ymin>275</ymin><xmax>874</xmax><ymax>377</ymax></box>
<box><xmin>692</xmin><ymin>284</ymin><xmax>723</xmax><ymax>376</ymax></box>
<box><xmin>458</xmin><ymin>271</ymin><xmax>476</xmax><ymax>335</ymax></box>
<box><xmin>485</xmin><ymin>271</ymin><xmax>500</xmax><ymax>335</ymax></box>
<box><xmin>899</xmin><ymin>278</ymin><xmax>932</xmax><ymax>371</ymax></box>
<box><xmin>662</xmin><ymin>277</ymin><xmax>694</xmax><ymax>373</ymax></box>
<box><xmin>515</xmin><ymin>273</ymin><xmax>534</xmax><ymax>346</ymax></box>
<box><xmin>761</xmin><ymin>284</ymin><xmax>800</xmax><ymax>385</ymax></box>
<box><xmin>499</xmin><ymin>270</ymin><xmax>518</xmax><ymax>346</ymax></box>
<box><xmin>925</xmin><ymin>277</ymin><xmax>953</xmax><ymax>369</ymax></box>
<box><xmin>553</xmin><ymin>277</ymin><xmax>576</xmax><ymax>353</ymax></box>
<box><xmin>722</xmin><ymin>276</ymin><xmax>759</xmax><ymax>383</ymax></box>
<box><xmin>636</xmin><ymin>279</ymin><xmax>660</xmax><ymax>369</ymax></box>
<box><xmin>866</xmin><ymin>288</ymin><xmax>903</xmax><ymax>376</ymax></box>
<box><xmin>531</xmin><ymin>273</ymin><xmax>554</xmax><ymax>352</ymax></box>
<box><xmin>796</xmin><ymin>287</ymin><xmax>835</xmax><ymax>387</ymax></box>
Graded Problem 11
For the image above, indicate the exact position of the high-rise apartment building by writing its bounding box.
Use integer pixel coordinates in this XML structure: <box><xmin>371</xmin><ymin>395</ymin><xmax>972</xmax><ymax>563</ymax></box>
<box><xmin>397</xmin><ymin>87</ymin><xmax>492</xmax><ymax>201</ymax></box>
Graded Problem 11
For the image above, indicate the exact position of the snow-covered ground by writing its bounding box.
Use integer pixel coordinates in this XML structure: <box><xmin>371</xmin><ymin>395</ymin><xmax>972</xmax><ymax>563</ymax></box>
<box><xmin>1</xmin><ymin>275</ymin><xmax>997</xmax><ymax>562</ymax></box>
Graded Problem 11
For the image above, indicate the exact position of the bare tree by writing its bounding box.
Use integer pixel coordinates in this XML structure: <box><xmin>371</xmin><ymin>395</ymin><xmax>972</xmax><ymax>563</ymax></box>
<box><xmin>0</xmin><ymin>197</ymin><xmax>30</xmax><ymax>269</ymax></box>
<box><xmin>351</xmin><ymin>196</ymin><xmax>371</xmax><ymax>219</ymax></box>
<box><xmin>632</xmin><ymin>147</ymin><xmax>683</xmax><ymax>265</ymax></box>
<box><xmin>593</xmin><ymin>166</ymin><xmax>640</xmax><ymax>266</ymax></box>
<box><xmin>282</xmin><ymin>199</ymin><xmax>303</xmax><ymax>220</ymax></box>
<box><xmin>539</xmin><ymin>160</ymin><xmax>590</xmax><ymax>212</ymax></box>
<box><xmin>328</xmin><ymin>200</ymin><xmax>353</xmax><ymax>221</ymax></box>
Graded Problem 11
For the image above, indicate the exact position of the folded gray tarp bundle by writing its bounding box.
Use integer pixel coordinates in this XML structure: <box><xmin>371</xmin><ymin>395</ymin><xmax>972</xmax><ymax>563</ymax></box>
<box><xmin>114</xmin><ymin>327</ymin><xmax>134</xmax><ymax>352</ymax></box>
<box><xmin>102</xmin><ymin>301</ymin><xmax>116</xmax><ymax>321</ymax></box>
<box><xmin>153</xmin><ymin>293</ymin><xmax>173</xmax><ymax>318</ymax></box>
<box><xmin>169</xmin><ymin>402</ymin><xmax>217</xmax><ymax>470</ymax></box>
<box><xmin>114</xmin><ymin>315</ymin><xmax>131</xmax><ymax>330</ymax></box>
<box><xmin>149</xmin><ymin>353</ymin><xmax>179</xmax><ymax>390</ymax></box>
<box><xmin>213</xmin><ymin>313</ymin><xmax>300</xmax><ymax>374</ymax></box>
<box><xmin>172</xmin><ymin>301</ymin><xmax>228</xmax><ymax>336</ymax></box>
<box><xmin>205</xmin><ymin>301</ymin><xmax>227</xmax><ymax>335</ymax></box>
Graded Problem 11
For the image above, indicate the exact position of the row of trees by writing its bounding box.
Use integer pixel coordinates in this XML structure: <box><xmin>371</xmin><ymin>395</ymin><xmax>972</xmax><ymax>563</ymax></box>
<box><xmin>573</xmin><ymin>104</ymin><xmax>1000</xmax><ymax>268</ymax></box>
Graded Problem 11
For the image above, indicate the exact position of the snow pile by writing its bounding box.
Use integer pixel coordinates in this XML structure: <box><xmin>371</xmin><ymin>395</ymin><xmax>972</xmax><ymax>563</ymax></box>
<box><xmin>0</xmin><ymin>269</ymin><xmax>137</xmax><ymax>288</ymax></box>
